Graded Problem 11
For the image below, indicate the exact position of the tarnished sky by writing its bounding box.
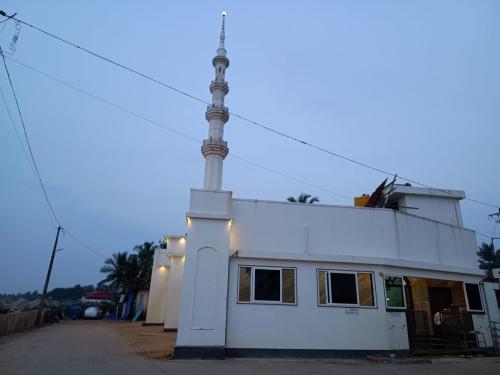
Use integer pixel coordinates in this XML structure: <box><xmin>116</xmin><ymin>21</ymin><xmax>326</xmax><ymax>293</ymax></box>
<box><xmin>1</xmin><ymin>1</ymin><xmax>499</xmax><ymax>293</ymax></box>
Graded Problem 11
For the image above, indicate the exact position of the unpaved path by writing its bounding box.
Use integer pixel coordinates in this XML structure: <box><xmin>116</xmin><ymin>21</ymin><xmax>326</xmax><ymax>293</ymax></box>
<box><xmin>0</xmin><ymin>320</ymin><xmax>166</xmax><ymax>374</ymax></box>
<box><xmin>1</xmin><ymin>320</ymin><xmax>500</xmax><ymax>375</ymax></box>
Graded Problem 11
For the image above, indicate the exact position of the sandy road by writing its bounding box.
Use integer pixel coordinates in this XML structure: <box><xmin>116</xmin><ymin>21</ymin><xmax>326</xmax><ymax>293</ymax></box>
<box><xmin>0</xmin><ymin>320</ymin><xmax>166</xmax><ymax>375</ymax></box>
<box><xmin>1</xmin><ymin>320</ymin><xmax>499</xmax><ymax>375</ymax></box>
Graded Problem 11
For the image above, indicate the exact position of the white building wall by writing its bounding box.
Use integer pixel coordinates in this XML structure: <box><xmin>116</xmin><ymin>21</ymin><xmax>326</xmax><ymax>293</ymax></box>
<box><xmin>176</xmin><ymin>190</ymin><xmax>233</xmax><ymax>349</ymax></box>
<box><xmin>226</xmin><ymin>258</ymin><xmax>485</xmax><ymax>351</ymax></box>
<box><xmin>229</xmin><ymin>199</ymin><xmax>478</xmax><ymax>272</ymax></box>
<box><xmin>401</xmin><ymin>195</ymin><xmax>464</xmax><ymax>227</ymax></box>
<box><xmin>164</xmin><ymin>255</ymin><xmax>185</xmax><ymax>330</ymax></box>
<box><xmin>483</xmin><ymin>281</ymin><xmax>500</xmax><ymax>324</ymax></box>
<box><xmin>145</xmin><ymin>249</ymin><xmax>170</xmax><ymax>324</ymax></box>
<box><xmin>175</xmin><ymin>196</ymin><xmax>486</xmax><ymax>355</ymax></box>
<box><xmin>472</xmin><ymin>313</ymin><xmax>493</xmax><ymax>347</ymax></box>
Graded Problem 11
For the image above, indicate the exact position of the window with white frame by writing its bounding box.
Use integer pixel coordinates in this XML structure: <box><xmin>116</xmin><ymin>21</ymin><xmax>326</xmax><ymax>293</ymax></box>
<box><xmin>384</xmin><ymin>275</ymin><xmax>406</xmax><ymax>310</ymax></box>
<box><xmin>317</xmin><ymin>270</ymin><xmax>376</xmax><ymax>307</ymax></box>
<box><xmin>238</xmin><ymin>266</ymin><xmax>296</xmax><ymax>304</ymax></box>
<box><xmin>463</xmin><ymin>283</ymin><xmax>484</xmax><ymax>312</ymax></box>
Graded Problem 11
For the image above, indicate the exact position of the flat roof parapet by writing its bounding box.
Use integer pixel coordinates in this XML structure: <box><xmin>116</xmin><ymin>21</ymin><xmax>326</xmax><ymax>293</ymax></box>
<box><xmin>387</xmin><ymin>184</ymin><xmax>466</xmax><ymax>200</ymax></box>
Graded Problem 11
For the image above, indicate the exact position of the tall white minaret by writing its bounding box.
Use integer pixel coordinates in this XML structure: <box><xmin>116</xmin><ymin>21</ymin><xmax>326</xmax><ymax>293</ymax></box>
<box><xmin>175</xmin><ymin>14</ymin><xmax>233</xmax><ymax>358</ymax></box>
<box><xmin>201</xmin><ymin>12</ymin><xmax>230</xmax><ymax>191</ymax></box>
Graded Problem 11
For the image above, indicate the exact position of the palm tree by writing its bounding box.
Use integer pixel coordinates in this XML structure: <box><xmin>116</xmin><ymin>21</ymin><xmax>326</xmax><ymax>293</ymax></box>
<box><xmin>100</xmin><ymin>251</ymin><xmax>140</xmax><ymax>293</ymax></box>
<box><xmin>134</xmin><ymin>241</ymin><xmax>157</xmax><ymax>287</ymax></box>
<box><xmin>287</xmin><ymin>193</ymin><xmax>320</xmax><ymax>204</ymax></box>
<box><xmin>477</xmin><ymin>242</ymin><xmax>500</xmax><ymax>271</ymax></box>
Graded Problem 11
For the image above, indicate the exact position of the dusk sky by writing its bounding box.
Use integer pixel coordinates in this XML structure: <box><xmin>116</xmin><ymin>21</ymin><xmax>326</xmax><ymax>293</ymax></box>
<box><xmin>1</xmin><ymin>1</ymin><xmax>499</xmax><ymax>294</ymax></box>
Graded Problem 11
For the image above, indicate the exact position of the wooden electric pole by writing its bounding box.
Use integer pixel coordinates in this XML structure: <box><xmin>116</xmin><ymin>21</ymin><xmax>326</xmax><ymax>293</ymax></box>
<box><xmin>37</xmin><ymin>225</ymin><xmax>62</xmax><ymax>325</ymax></box>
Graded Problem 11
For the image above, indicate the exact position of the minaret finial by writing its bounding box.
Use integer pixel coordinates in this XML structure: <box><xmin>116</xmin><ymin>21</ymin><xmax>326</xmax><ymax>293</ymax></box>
<box><xmin>218</xmin><ymin>12</ymin><xmax>227</xmax><ymax>54</ymax></box>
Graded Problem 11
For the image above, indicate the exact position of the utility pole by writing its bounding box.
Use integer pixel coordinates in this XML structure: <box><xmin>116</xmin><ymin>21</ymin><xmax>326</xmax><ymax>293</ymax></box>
<box><xmin>37</xmin><ymin>225</ymin><xmax>62</xmax><ymax>325</ymax></box>
<box><xmin>489</xmin><ymin>209</ymin><xmax>500</xmax><ymax>224</ymax></box>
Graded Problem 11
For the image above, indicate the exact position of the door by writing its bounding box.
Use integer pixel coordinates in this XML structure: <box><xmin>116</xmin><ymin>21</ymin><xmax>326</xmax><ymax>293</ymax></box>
<box><xmin>428</xmin><ymin>287</ymin><xmax>453</xmax><ymax>316</ymax></box>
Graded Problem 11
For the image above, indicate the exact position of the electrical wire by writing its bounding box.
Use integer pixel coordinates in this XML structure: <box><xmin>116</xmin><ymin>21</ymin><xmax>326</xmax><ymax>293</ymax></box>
<box><xmin>4</xmin><ymin>55</ymin><xmax>494</xmax><ymax>247</ymax></box>
<box><xmin>0</xmin><ymin>84</ymin><xmax>37</xmax><ymax>177</ymax></box>
<box><xmin>476</xmin><ymin>231</ymin><xmax>496</xmax><ymax>240</ymax></box>
<box><xmin>0</xmin><ymin>11</ymin><xmax>16</xmax><ymax>25</ymax></box>
<box><xmin>63</xmin><ymin>229</ymin><xmax>108</xmax><ymax>259</ymax></box>
<box><xmin>0</xmin><ymin>46</ymin><xmax>61</xmax><ymax>226</ymax></box>
<box><xmin>4</xmin><ymin>13</ymin><xmax>498</xmax><ymax>209</ymax></box>
<box><xmin>6</xmin><ymin>56</ymin><xmax>351</xmax><ymax>201</ymax></box>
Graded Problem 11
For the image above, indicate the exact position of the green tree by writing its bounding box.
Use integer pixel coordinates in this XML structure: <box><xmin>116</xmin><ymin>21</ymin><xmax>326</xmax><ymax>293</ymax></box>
<box><xmin>100</xmin><ymin>252</ymin><xmax>140</xmax><ymax>293</ymax></box>
<box><xmin>133</xmin><ymin>241</ymin><xmax>157</xmax><ymax>288</ymax></box>
<box><xmin>287</xmin><ymin>193</ymin><xmax>320</xmax><ymax>204</ymax></box>
<box><xmin>477</xmin><ymin>242</ymin><xmax>500</xmax><ymax>271</ymax></box>
<box><xmin>47</xmin><ymin>284</ymin><xmax>94</xmax><ymax>300</ymax></box>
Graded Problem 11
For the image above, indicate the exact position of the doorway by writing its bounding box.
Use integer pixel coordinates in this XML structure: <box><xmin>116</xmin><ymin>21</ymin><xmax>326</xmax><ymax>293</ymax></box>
<box><xmin>428</xmin><ymin>287</ymin><xmax>453</xmax><ymax>316</ymax></box>
<box><xmin>405</xmin><ymin>277</ymin><xmax>477</xmax><ymax>353</ymax></box>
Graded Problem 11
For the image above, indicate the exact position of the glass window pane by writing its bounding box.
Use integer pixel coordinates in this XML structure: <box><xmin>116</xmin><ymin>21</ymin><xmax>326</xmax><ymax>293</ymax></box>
<box><xmin>318</xmin><ymin>271</ymin><xmax>327</xmax><ymax>305</ymax></box>
<box><xmin>254</xmin><ymin>269</ymin><xmax>281</xmax><ymax>301</ymax></box>
<box><xmin>282</xmin><ymin>268</ymin><xmax>295</xmax><ymax>304</ymax></box>
<box><xmin>465</xmin><ymin>283</ymin><xmax>483</xmax><ymax>311</ymax></box>
<box><xmin>385</xmin><ymin>276</ymin><xmax>405</xmax><ymax>309</ymax></box>
<box><xmin>238</xmin><ymin>267</ymin><xmax>251</xmax><ymax>302</ymax></box>
<box><xmin>330</xmin><ymin>273</ymin><xmax>358</xmax><ymax>304</ymax></box>
<box><xmin>358</xmin><ymin>273</ymin><xmax>375</xmax><ymax>307</ymax></box>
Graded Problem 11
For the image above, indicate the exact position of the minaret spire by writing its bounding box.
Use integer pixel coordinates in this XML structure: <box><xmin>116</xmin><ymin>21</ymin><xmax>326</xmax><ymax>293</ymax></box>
<box><xmin>218</xmin><ymin>12</ymin><xmax>226</xmax><ymax>53</ymax></box>
<box><xmin>201</xmin><ymin>13</ymin><xmax>230</xmax><ymax>191</ymax></box>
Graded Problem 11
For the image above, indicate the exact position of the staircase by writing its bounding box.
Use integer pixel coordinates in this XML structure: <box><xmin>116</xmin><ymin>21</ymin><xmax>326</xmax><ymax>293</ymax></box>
<box><xmin>491</xmin><ymin>321</ymin><xmax>500</xmax><ymax>352</ymax></box>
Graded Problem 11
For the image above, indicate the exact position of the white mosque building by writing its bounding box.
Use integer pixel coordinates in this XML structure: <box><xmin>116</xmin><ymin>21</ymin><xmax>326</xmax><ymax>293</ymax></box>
<box><xmin>145</xmin><ymin>14</ymin><xmax>500</xmax><ymax>358</ymax></box>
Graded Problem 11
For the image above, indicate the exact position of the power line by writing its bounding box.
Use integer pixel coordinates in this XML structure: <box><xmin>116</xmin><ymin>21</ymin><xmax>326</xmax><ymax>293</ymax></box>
<box><xmin>6</xmin><ymin>56</ymin><xmax>351</xmax><ymax>201</ymax></box>
<box><xmin>230</xmin><ymin>154</ymin><xmax>351</xmax><ymax>200</ymax></box>
<box><xmin>1</xmin><ymin>48</ymin><xmax>108</xmax><ymax>264</ymax></box>
<box><xmin>63</xmin><ymin>229</ymin><xmax>108</xmax><ymax>259</ymax></box>
<box><xmin>5</xmin><ymin>54</ymin><xmax>494</xmax><ymax>244</ymax></box>
<box><xmin>0</xmin><ymin>10</ymin><xmax>16</xmax><ymax>24</ymax></box>
<box><xmin>4</xmin><ymin>14</ymin><xmax>208</xmax><ymax>106</ymax></box>
<box><xmin>0</xmin><ymin>83</ymin><xmax>37</xmax><ymax>177</ymax></box>
<box><xmin>476</xmin><ymin>231</ymin><xmax>496</xmax><ymax>241</ymax></box>
<box><xmin>5</xmin><ymin>56</ymin><xmax>200</xmax><ymax>143</ymax></box>
<box><xmin>3</xmin><ymin>13</ymin><xmax>498</xmax><ymax>209</ymax></box>
<box><xmin>0</xmin><ymin>46</ymin><xmax>61</xmax><ymax>226</ymax></box>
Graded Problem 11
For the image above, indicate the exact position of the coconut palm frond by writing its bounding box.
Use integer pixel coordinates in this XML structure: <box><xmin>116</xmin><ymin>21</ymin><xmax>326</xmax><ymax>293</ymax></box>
<box><xmin>287</xmin><ymin>193</ymin><xmax>320</xmax><ymax>204</ymax></box>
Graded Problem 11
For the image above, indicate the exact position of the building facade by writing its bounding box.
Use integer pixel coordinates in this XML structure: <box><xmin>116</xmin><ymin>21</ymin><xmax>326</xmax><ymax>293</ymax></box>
<box><xmin>146</xmin><ymin>14</ymin><xmax>500</xmax><ymax>358</ymax></box>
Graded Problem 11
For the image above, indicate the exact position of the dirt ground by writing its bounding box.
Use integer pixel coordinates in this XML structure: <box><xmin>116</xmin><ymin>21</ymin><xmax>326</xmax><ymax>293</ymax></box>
<box><xmin>109</xmin><ymin>321</ymin><xmax>176</xmax><ymax>359</ymax></box>
<box><xmin>1</xmin><ymin>320</ymin><xmax>500</xmax><ymax>375</ymax></box>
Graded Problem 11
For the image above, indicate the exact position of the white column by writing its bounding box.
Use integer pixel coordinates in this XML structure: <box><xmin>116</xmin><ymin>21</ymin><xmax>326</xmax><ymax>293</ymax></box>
<box><xmin>174</xmin><ymin>189</ymin><xmax>232</xmax><ymax>358</ymax></box>
<box><xmin>145</xmin><ymin>249</ymin><xmax>170</xmax><ymax>324</ymax></box>
<box><xmin>203</xmin><ymin>155</ymin><xmax>223</xmax><ymax>191</ymax></box>
<box><xmin>163</xmin><ymin>255</ymin><xmax>186</xmax><ymax>330</ymax></box>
